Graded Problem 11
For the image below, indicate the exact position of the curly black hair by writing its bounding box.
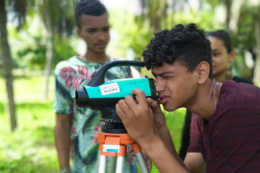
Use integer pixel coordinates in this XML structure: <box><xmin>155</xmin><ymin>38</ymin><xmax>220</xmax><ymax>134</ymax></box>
<box><xmin>75</xmin><ymin>0</ymin><xmax>107</xmax><ymax>28</ymax></box>
<box><xmin>207</xmin><ymin>30</ymin><xmax>232</xmax><ymax>53</ymax></box>
<box><xmin>143</xmin><ymin>23</ymin><xmax>213</xmax><ymax>78</ymax></box>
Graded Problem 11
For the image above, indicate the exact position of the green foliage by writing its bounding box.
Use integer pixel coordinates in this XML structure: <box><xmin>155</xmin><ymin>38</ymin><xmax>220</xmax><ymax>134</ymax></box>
<box><xmin>110</xmin><ymin>10</ymin><xmax>153</xmax><ymax>58</ymax></box>
<box><xmin>163</xmin><ymin>108</ymin><xmax>186</xmax><ymax>152</ymax></box>
<box><xmin>6</xmin><ymin>2</ymin><xmax>77</xmax><ymax>70</ymax></box>
<box><xmin>16</xmin><ymin>36</ymin><xmax>47</xmax><ymax>69</ymax></box>
<box><xmin>232</xmin><ymin>3</ymin><xmax>259</xmax><ymax>52</ymax></box>
<box><xmin>4</xmin><ymin>0</ymin><xmax>259</xmax><ymax>82</ymax></box>
<box><xmin>226</xmin><ymin>1</ymin><xmax>260</xmax><ymax>80</ymax></box>
<box><xmin>13</xmin><ymin>33</ymin><xmax>76</xmax><ymax>70</ymax></box>
<box><xmin>205</xmin><ymin>0</ymin><xmax>220</xmax><ymax>7</ymax></box>
<box><xmin>0</xmin><ymin>76</ymin><xmax>58</xmax><ymax>173</ymax></box>
<box><xmin>35</xmin><ymin>0</ymin><xmax>75</xmax><ymax>35</ymax></box>
<box><xmin>109</xmin><ymin>6</ymin><xmax>223</xmax><ymax>61</ymax></box>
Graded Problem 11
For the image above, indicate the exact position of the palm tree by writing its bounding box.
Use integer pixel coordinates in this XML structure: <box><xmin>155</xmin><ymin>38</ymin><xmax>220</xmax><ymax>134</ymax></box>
<box><xmin>0</xmin><ymin>0</ymin><xmax>28</xmax><ymax>131</ymax></box>
<box><xmin>36</xmin><ymin>0</ymin><xmax>75</xmax><ymax>99</ymax></box>
<box><xmin>0</xmin><ymin>0</ymin><xmax>76</xmax><ymax>131</ymax></box>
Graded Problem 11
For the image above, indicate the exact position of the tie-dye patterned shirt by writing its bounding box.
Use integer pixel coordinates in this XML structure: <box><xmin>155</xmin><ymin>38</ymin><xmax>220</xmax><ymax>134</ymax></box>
<box><xmin>54</xmin><ymin>56</ymin><xmax>137</xmax><ymax>173</ymax></box>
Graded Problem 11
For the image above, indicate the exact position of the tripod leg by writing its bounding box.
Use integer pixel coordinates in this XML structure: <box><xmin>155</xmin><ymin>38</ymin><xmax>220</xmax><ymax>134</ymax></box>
<box><xmin>115</xmin><ymin>156</ymin><xmax>124</xmax><ymax>173</ymax></box>
<box><xmin>135</xmin><ymin>152</ymin><xmax>149</xmax><ymax>173</ymax></box>
<box><xmin>131</xmin><ymin>143</ymin><xmax>149</xmax><ymax>173</ymax></box>
<box><xmin>98</xmin><ymin>155</ymin><xmax>106</xmax><ymax>173</ymax></box>
<box><xmin>108</xmin><ymin>156</ymin><xmax>117</xmax><ymax>173</ymax></box>
<box><xmin>96</xmin><ymin>150</ymin><xmax>100</xmax><ymax>172</ymax></box>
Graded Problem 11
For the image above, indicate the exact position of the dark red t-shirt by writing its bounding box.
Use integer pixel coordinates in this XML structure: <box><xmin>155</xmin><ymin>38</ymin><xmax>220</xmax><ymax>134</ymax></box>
<box><xmin>188</xmin><ymin>80</ymin><xmax>260</xmax><ymax>173</ymax></box>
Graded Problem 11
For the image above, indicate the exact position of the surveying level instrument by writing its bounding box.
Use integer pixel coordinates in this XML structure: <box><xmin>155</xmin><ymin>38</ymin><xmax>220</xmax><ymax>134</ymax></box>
<box><xmin>76</xmin><ymin>60</ymin><xmax>157</xmax><ymax>173</ymax></box>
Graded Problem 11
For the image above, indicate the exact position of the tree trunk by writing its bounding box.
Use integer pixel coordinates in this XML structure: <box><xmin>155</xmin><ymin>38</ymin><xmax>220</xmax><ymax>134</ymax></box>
<box><xmin>224</xmin><ymin>0</ymin><xmax>232</xmax><ymax>31</ymax></box>
<box><xmin>44</xmin><ymin>28</ymin><xmax>55</xmax><ymax>99</ymax></box>
<box><xmin>0</xmin><ymin>0</ymin><xmax>17</xmax><ymax>131</ymax></box>
<box><xmin>253</xmin><ymin>13</ymin><xmax>260</xmax><ymax>83</ymax></box>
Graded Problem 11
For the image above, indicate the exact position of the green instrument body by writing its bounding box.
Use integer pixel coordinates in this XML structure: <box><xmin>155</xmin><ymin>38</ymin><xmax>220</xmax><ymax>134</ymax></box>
<box><xmin>75</xmin><ymin>60</ymin><xmax>156</xmax><ymax>110</ymax></box>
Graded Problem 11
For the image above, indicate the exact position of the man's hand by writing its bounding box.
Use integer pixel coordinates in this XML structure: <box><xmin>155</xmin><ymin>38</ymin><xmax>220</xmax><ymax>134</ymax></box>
<box><xmin>146</xmin><ymin>97</ymin><xmax>166</xmax><ymax>131</ymax></box>
<box><xmin>116</xmin><ymin>90</ymin><xmax>191</xmax><ymax>173</ymax></box>
<box><xmin>116</xmin><ymin>89</ymin><xmax>157</xmax><ymax>144</ymax></box>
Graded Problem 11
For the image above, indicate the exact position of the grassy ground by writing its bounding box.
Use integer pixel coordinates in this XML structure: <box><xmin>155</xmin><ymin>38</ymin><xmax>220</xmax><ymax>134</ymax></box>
<box><xmin>0</xmin><ymin>76</ymin><xmax>185</xmax><ymax>173</ymax></box>
<box><xmin>0</xmin><ymin>76</ymin><xmax>58</xmax><ymax>173</ymax></box>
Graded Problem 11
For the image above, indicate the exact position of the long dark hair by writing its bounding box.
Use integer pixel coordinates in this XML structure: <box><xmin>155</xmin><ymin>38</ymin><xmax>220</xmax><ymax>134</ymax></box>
<box><xmin>207</xmin><ymin>30</ymin><xmax>232</xmax><ymax>53</ymax></box>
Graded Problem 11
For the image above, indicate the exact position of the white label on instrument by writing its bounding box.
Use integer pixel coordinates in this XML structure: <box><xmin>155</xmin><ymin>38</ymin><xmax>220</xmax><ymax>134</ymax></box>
<box><xmin>103</xmin><ymin>144</ymin><xmax>120</xmax><ymax>153</ymax></box>
<box><xmin>100</xmin><ymin>83</ymin><xmax>120</xmax><ymax>95</ymax></box>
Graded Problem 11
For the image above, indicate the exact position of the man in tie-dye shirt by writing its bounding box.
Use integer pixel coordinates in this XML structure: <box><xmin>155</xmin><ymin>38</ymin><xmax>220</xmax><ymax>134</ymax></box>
<box><xmin>54</xmin><ymin>1</ymin><xmax>137</xmax><ymax>173</ymax></box>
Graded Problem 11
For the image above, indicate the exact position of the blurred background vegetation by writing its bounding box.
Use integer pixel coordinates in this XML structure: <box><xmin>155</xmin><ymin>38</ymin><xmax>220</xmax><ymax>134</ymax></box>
<box><xmin>0</xmin><ymin>0</ymin><xmax>260</xmax><ymax>172</ymax></box>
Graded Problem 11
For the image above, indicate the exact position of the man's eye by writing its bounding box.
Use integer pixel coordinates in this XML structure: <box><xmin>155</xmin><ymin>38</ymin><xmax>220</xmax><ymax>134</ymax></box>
<box><xmin>88</xmin><ymin>29</ymin><xmax>96</xmax><ymax>33</ymax></box>
<box><xmin>163</xmin><ymin>76</ymin><xmax>172</xmax><ymax>79</ymax></box>
<box><xmin>213</xmin><ymin>53</ymin><xmax>220</xmax><ymax>57</ymax></box>
<box><xmin>103</xmin><ymin>28</ymin><xmax>110</xmax><ymax>32</ymax></box>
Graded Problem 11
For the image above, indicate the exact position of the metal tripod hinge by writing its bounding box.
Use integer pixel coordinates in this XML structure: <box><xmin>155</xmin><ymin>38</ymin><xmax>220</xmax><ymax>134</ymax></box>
<box><xmin>97</xmin><ymin>133</ymin><xmax>149</xmax><ymax>173</ymax></box>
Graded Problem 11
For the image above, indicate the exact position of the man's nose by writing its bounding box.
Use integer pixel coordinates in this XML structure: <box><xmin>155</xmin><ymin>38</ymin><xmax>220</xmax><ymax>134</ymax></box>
<box><xmin>97</xmin><ymin>31</ymin><xmax>106</xmax><ymax>40</ymax></box>
<box><xmin>155</xmin><ymin>79</ymin><xmax>165</xmax><ymax>92</ymax></box>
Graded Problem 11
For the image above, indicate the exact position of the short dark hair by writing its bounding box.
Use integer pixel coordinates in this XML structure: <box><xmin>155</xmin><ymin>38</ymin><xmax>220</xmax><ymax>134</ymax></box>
<box><xmin>207</xmin><ymin>30</ymin><xmax>232</xmax><ymax>53</ymax></box>
<box><xmin>142</xmin><ymin>23</ymin><xmax>212</xmax><ymax>78</ymax></box>
<box><xmin>75</xmin><ymin>0</ymin><xmax>107</xmax><ymax>28</ymax></box>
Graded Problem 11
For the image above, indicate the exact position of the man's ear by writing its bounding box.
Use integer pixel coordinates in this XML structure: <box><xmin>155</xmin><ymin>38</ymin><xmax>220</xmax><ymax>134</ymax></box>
<box><xmin>77</xmin><ymin>28</ymin><xmax>82</xmax><ymax>38</ymax></box>
<box><xmin>196</xmin><ymin>61</ymin><xmax>210</xmax><ymax>85</ymax></box>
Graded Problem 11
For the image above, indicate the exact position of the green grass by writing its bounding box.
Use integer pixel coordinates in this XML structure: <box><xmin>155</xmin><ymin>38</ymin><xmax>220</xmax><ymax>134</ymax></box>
<box><xmin>0</xmin><ymin>75</ymin><xmax>186</xmax><ymax>173</ymax></box>
<box><xmin>0</xmin><ymin>76</ymin><xmax>58</xmax><ymax>173</ymax></box>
